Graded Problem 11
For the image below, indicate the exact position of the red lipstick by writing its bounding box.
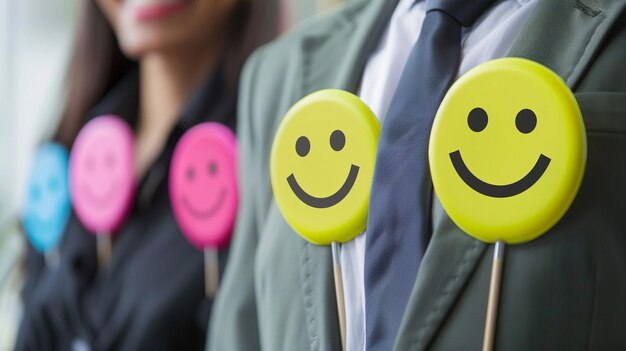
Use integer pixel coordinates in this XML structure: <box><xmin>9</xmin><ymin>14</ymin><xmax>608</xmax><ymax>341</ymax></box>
<box><xmin>135</xmin><ymin>1</ymin><xmax>190</xmax><ymax>21</ymax></box>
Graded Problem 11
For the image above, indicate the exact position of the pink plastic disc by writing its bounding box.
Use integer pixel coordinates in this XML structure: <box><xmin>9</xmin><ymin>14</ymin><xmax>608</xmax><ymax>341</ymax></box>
<box><xmin>169</xmin><ymin>122</ymin><xmax>238</xmax><ymax>249</ymax></box>
<box><xmin>70</xmin><ymin>116</ymin><xmax>135</xmax><ymax>235</ymax></box>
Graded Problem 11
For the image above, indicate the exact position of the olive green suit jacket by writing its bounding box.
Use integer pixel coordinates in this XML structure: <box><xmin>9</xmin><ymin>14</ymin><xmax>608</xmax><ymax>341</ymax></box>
<box><xmin>209</xmin><ymin>0</ymin><xmax>626</xmax><ymax>350</ymax></box>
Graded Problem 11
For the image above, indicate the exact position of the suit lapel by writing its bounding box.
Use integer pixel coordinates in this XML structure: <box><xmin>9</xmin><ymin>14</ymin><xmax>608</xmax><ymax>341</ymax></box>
<box><xmin>508</xmin><ymin>0</ymin><xmax>626</xmax><ymax>89</ymax></box>
<box><xmin>395</xmin><ymin>0</ymin><xmax>626</xmax><ymax>350</ymax></box>
<box><xmin>300</xmin><ymin>0</ymin><xmax>400</xmax><ymax>95</ymax></box>
<box><xmin>293</xmin><ymin>0</ymin><xmax>399</xmax><ymax>349</ymax></box>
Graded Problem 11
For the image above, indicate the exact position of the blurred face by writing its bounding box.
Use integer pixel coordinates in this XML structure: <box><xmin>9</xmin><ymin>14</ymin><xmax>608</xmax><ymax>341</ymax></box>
<box><xmin>96</xmin><ymin>0</ymin><xmax>235</xmax><ymax>58</ymax></box>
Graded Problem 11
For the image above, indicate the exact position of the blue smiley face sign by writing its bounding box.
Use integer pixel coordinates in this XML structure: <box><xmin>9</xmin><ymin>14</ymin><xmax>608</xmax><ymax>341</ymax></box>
<box><xmin>21</xmin><ymin>143</ymin><xmax>71</xmax><ymax>253</ymax></box>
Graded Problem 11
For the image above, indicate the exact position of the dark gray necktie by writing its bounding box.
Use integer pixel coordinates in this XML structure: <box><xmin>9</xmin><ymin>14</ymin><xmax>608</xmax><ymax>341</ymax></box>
<box><xmin>364</xmin><ymin>1</ymin><xmax>496</xmax><ymax>349</ymax></box>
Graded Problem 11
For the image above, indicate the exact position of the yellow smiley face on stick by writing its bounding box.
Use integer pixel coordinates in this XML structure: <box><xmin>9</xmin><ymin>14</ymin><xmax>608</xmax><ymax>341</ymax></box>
<box><xmin>429</xmin><ymin>58</ymin><xmax>586</xmax><ymax>244</ymax></box>
<box><xmin>271</xmin><ymin>89</ymin><xmax>380</xmax><ymax>245</ymax></box>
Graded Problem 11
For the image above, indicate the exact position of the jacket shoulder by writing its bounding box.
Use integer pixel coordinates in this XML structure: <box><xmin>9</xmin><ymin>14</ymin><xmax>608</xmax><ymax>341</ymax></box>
<box><xmin>243</xmin><ymin>0</ymin><xmax>367</xmax><ymax>93</ymax></box>
<box><xmin>239</xmin><ymin>1</ymin><xmax>367</xmax><ymax>140</ymax></box>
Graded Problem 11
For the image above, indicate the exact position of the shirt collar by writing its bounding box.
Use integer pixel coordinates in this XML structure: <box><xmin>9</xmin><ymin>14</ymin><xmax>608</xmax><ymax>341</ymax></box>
<box><xmin>89</xmin><ymin>68</ymin><xmax>140</xmax><ymax>125</ymax></box>
<box><xmin>176</xmin><ymin>64</ymin><xmax>236</xmax><ymax>132</ymax></box>
<box><xmin>88</xmin><ymin>64</ymin><xmax>235</xmax><ymax>134</ymax></box>
<box><xmin>407</xmin><ymin>0</ymin><xmax>528</xmax><ymax>12</ymax></box>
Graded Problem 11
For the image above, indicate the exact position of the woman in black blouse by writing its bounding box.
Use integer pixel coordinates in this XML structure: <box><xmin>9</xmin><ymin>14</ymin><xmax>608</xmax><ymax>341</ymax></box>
<box><xmin>17</xmin><ymin>0</ymin><xmax>280</xmax><ymax>350</ymax></box>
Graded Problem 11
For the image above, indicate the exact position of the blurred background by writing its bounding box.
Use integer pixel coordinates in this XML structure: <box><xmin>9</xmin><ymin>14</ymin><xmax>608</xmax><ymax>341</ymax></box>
<box><xmin>0</xmin><ymin>0</ymin><xmax>342</xmax><ymax>349</ymax></box>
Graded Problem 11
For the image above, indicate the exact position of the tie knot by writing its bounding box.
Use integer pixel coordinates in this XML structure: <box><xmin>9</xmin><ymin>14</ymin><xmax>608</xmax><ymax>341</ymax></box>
<box><xmin>425</xmin><ymin>0</ymin><xmax>497</xmax><ymax>27</ymax></box>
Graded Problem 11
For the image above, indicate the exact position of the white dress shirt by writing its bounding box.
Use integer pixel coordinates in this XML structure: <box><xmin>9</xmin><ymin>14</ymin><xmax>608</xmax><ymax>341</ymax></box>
<box><xmin>341</xmin><ymin>0</ymin><xmax>538</xmax><ymax>349</ymax></box>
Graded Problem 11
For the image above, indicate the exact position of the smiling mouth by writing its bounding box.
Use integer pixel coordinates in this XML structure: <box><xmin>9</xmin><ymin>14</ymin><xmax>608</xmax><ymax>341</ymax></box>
<box><xmin>450</xmin><ymin>150</ymin><xmax>551</xmax><ymax>198</ymax></box>
<box><xmin>287</xmin><ymin>164</ymin><xmax>360</xmax><ymax>208</ymax></box>
<box><xmin>181</xmin><ymin>188</ymin><xmax>226</xmax><ymax>219</ymax></box>
<box><xmin>82</xmin><ymin>183</ymin><xmax>118</xmax><ymax>208</ymax></box>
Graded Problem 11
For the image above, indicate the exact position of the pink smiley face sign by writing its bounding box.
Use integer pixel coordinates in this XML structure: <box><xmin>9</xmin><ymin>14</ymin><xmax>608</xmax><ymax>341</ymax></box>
<box><xmin>170</xmin><ymin>122</ymin><xmax>238</xmax><ymax>249</ymax></box>
<box><xmin>70</xmin><ymin>116</ymin><xmax>135</xmax><ymax>235</ymax></box>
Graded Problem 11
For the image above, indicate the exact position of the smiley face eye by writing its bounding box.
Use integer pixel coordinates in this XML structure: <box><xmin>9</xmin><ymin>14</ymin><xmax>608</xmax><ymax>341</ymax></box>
<box><xmin>296</xmin><ymin>136</ymin><xmax>310</xmax><ymax>157</ymax></box>
<box><xmin>468</xmin><ymin>108</ymin><xmax>488</xmax><ymax>132</ymax></box>
<box><xmin>187</xmin><ymin>167</ymin><xmax>195</xmax><ymax>181</ymax></box>
<box><xmin>208</xmin><ymin>161</ymin><xmax>218</xmax><ymax>175</ymax></box>
<box><xmin>516</xmin><ymin>109</ymin><xmax>537</xmax><ymax>134</ymax></box>
<box><xmin>330</xmin><ymin>130</ymin><xmax>345</xmax><ymax>151</ymax></box>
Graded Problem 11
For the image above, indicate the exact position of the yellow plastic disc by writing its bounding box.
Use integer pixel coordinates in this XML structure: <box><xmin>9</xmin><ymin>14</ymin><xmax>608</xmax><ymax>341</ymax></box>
<box><xmin>271</xmin><ymin>89</ymin><xmax>380</xmax><ymax>245</ymax></box>
<box><xmin>429</xmin><ymin>58</ymin><xmax>586</xmax><ymax>244</ymax></box>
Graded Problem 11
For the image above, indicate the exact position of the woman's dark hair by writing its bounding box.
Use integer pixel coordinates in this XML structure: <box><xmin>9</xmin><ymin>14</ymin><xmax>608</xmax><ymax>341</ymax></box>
<box><xmin>55</xmin><ymin>0</ymin><xmax>281</xmax><ymax>147</ymax></box>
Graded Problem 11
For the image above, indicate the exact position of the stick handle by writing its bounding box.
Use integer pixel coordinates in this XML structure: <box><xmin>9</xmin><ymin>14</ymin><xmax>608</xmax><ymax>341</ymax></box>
<box><xmin>331</xmin><ymin>241</ymin><xmax>346</xmax><ymax>351</ymax></box>
<box><xmin>97</xmin><ymin>234</ymin><xmax>112</xmax><ymax>268</ymax></box>
<box><xmin>483</xmin><ymin>240</ymin><xmax>505</xmax><ymax>351</ymax></box>
<box><xmin>204</xmin><ymin>248</ymin><xmax>219</xmax><ymax>298</ymax></box>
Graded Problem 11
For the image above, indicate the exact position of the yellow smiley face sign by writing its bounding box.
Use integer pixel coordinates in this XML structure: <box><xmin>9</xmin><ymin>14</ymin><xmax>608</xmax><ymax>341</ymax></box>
<box><xmin>429</xmin><ymin>58</ymin><xmax>586</xmax><ymax>244</ymax></box>
<box><xmin>271</xmin><ymin>89</ymin><xmax>380</xmax><ymax>245</ymax></box>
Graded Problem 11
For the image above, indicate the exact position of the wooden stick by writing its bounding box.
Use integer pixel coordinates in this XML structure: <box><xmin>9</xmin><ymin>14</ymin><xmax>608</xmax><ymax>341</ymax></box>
<box><xmin>483</xmin><ymin>240</ymin><xmax>505</xmax><ymax>351</ymax></box>
<box><xmin>204</xmin><ymin>248</ymin><xmax>219</xmax><ymax>298</ymax></box>
<box><xmin>331</xmin><ymin>241</ymin><xmax>346</xmax><ymax>351</ymax></box>
<box><xmin>97</xmin><ymin>234</ymin><xmax>112</xmax><ymax>268</ymax></box>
